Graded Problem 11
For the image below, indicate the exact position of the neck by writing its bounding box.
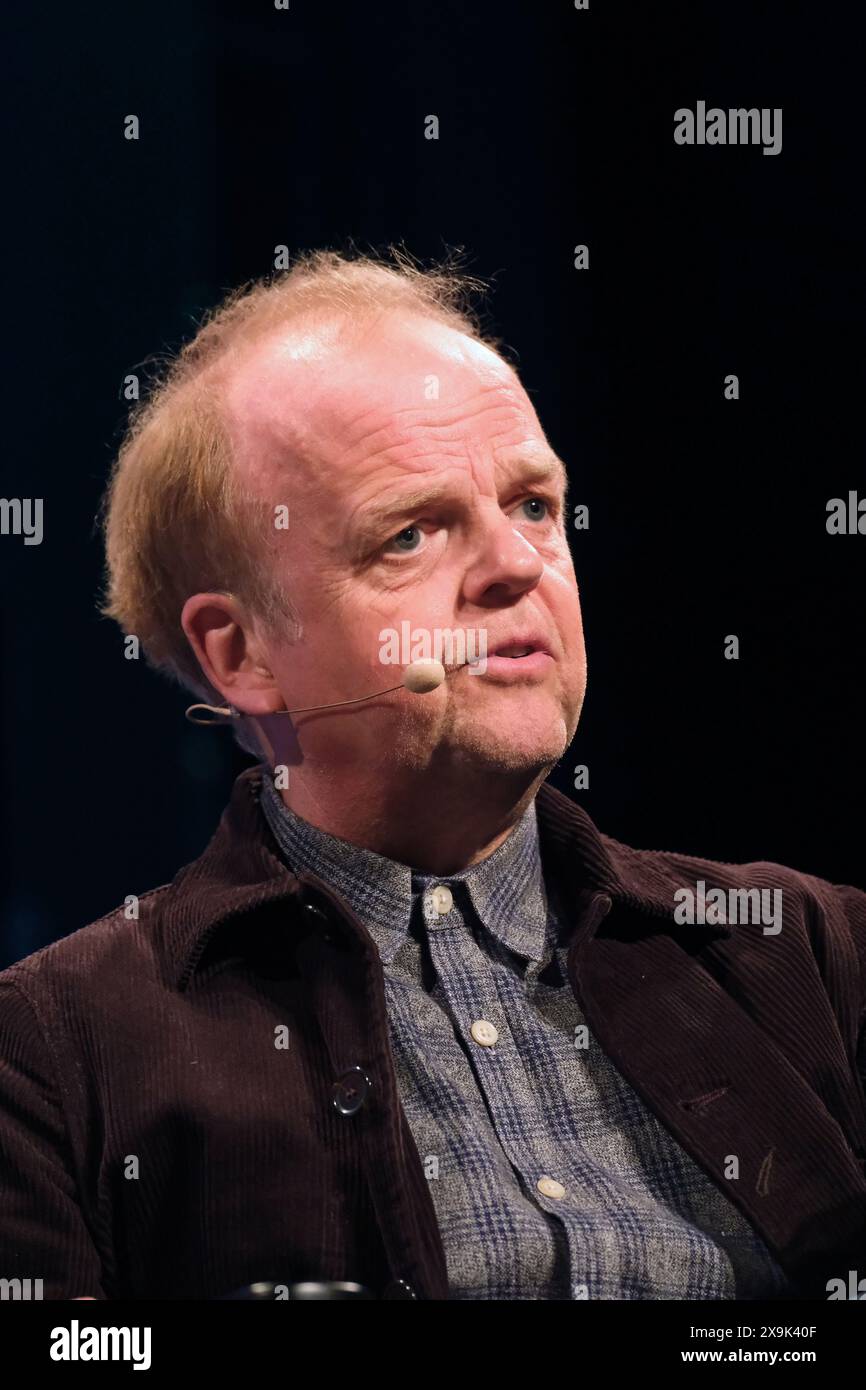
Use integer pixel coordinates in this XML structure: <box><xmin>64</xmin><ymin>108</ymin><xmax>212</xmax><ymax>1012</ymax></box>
<box><xmin>257</xmin><ymin>723</ymin><xmax>548</xmax><ymax>875</ymax></box>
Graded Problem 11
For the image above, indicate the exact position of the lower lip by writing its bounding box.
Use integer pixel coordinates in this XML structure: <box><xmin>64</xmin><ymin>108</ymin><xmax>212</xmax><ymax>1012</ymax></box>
<box><xmin>465</xmin><ymin>651</ymin><xmax>554</xmax><ymax>681</ymax></box>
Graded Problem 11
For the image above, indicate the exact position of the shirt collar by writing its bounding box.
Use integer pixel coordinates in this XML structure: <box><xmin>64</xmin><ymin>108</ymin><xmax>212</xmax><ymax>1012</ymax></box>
<box><xmin>165</xmin><ymin>765</ymin><xmax>733</xmax><ymax>992</ymax></box>
<box><xmin>258</xmin><ymin>770</ymin><xmax>549</xmax><ymax>965</ymax></box>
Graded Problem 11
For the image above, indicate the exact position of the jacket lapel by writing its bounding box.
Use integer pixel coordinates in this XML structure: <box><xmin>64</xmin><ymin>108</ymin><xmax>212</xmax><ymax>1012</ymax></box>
<box><xmin>532</xmin><ymin>782</ymin><xmax>866</xmax><ymax>1296</ymax></box>
<box><xmin>293</xmin><ymin>872</ymin><xmax>450</xmax><ymax>1300</ymax></box>
<box><xmin>570</xmin><ymin>906</ymin><xmax>866</xmax><ymax>1295</ymax></box>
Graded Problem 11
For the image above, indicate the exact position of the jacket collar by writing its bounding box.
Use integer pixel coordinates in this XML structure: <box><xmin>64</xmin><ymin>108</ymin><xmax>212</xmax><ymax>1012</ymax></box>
<box><xmin>166</xmin><ymin>764</ymin><xmax>732</xmax><ymax>991</ymax></box>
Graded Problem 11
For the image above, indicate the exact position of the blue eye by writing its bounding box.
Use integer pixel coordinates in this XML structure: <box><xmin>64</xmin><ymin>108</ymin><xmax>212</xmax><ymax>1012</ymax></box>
<box><xmin>389</xmin><ymin>525</ymin><xmax>423</xmax><ymax>552</ymax></box>
<box><xmin>519</xmin><ymin>497</ymin><xmax>549</xmax><ymax>522</ymax></box>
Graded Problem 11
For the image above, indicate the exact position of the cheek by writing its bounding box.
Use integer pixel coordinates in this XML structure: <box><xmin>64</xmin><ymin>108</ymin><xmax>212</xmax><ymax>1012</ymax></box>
<box><xmin>546</xmin><ymin>572</ymin><xmax>585</xmax><ymax>662</ymax></box>
<box><xmin>358</xmin><ymin>567</ymin><xmax>457</xmax><ymax>627</ymax></box>
<box><xmin>546</xmin><ymin>556</ymin><xmax>583</xmax><ymax>614</ymax></box>
<box><xmin>294</xmin><ymin>555</ymin><xmax>364</xmax><ymax>630</ymax></box>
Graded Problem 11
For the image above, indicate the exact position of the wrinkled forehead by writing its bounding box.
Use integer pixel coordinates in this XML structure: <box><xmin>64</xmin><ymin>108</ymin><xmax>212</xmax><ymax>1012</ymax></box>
<box><xmin>223</xmin><ymin>312</ymin><xmax>540</xmax><ymax>495</ymax></box>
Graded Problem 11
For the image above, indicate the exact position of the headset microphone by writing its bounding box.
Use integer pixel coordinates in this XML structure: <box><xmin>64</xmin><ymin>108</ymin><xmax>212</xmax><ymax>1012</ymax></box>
<box><xmin>184</xmin><ymin>657</ymin><xmax>450</xmax><ymax>726</ymax></box>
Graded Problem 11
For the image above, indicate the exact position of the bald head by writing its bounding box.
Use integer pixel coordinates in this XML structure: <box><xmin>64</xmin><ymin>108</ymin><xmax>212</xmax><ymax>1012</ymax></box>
<box><xmin>224</xmin><ymin>311</ymin><xmax>565</xmax><ymax>544</ymax></box>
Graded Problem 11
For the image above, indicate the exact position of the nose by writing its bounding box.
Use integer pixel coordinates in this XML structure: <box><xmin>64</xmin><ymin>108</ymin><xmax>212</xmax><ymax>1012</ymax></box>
<box><xmin>460</xmin><ymin>504</ymin><xmax>545</xmax><ymax>607</ymax></box>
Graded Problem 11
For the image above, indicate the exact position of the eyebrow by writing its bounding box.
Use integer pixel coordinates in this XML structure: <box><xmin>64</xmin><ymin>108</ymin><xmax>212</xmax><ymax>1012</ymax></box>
<box><xmin>350</xmin><ymin>454</ymin><xmax>570</xmax><ymax>554</ymax></box>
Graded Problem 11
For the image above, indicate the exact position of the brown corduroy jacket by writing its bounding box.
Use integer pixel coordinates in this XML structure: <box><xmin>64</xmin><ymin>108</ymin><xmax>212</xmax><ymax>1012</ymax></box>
<box><xmin>1</xmin><ymin>764</ymin><xmax>865</xmax><ymax>1300</ymax></box>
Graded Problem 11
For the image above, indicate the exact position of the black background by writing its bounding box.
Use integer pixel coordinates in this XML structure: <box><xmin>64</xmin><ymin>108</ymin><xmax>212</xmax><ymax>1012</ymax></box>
<box><xmin>2</xmin><ymin>0</ymin><xmax>863</xmax><ymax>966</ymax></box>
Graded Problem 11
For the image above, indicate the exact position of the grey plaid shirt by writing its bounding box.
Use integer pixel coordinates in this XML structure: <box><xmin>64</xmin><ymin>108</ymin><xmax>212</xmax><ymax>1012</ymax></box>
<box><xmin>260</xmin><ymin>772</ymin><xmax>794</xmax><ymax>1300</ymax></box>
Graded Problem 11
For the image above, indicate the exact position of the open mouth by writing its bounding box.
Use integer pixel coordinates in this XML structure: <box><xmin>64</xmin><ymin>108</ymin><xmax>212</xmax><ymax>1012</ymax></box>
<box><xmin>490</xmin><ymin>642</ymin><xmax>545</xmax><ymax>660</ymax></box>
<box><xmin>473</xmin><ymin>640</ymin><xmax>554</xmax><ymax>679</ymax></box>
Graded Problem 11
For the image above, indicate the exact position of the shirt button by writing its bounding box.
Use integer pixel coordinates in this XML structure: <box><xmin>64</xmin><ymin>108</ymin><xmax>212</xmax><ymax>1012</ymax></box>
<box><xmin>425</xmin><ymin>884</ymin><xmax>453</xmax><ymax>916</ymax></box>
<box><xmin>332</xmin><ymin>1066</ymin><xmax>372</xmax><ymax>1116</ymax></box>
<box><xmin>537</xmin><ymin>1176</ymin><xmax>566</xmax><ymax>1200</ymax></box>
<box><xmin>470</xmin><ymin>1019</ymin><xmax>499</xmax><ymax>1047</ymax></box>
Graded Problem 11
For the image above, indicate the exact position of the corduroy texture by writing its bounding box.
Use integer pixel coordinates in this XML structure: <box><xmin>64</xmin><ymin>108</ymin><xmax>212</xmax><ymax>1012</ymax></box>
<box><xmin>0</xmin><ymin>766</ymin><xmax>864</xmax><ymax>1299</ymax></box>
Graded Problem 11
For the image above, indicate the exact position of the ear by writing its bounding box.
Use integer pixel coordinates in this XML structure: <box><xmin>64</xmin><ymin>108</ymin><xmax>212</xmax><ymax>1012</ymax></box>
<box><xmin>180</xmin><ymin>592</ymin><xmax>285</xmax><ymax>717</ymax></box>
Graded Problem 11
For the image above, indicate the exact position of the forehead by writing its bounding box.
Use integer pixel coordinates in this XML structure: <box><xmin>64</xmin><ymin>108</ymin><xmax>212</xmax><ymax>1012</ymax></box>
<box><xmin>224</xmin><ymin>312</ymin><xmax>546</xmax><ymax>492</ymax></box>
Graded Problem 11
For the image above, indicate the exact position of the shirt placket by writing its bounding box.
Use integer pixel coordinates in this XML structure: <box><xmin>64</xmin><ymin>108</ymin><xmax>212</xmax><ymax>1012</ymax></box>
<box><xmin>506</xmin><ymin>936</ymin><xmax>745</xmax><ymax>1299</ymax></box>
<box><xmin>419</xmin><ymin>879</ymin><xmax>602</xmax><ymax>1298</ymax></box>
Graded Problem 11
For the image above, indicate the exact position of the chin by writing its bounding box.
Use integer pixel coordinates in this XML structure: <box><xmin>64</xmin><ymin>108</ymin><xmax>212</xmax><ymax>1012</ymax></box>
<box><xmin>453</xmin><ymin>709</ymin><xmax>570</xmax><ymax>775</ymax></box>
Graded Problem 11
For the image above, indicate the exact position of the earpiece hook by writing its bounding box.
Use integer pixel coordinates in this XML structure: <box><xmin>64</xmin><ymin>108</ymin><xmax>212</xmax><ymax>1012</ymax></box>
<box><xmin>184</xmin><ymin>702</ymin><xmax>238</xmax><ymax>726</ymax></box>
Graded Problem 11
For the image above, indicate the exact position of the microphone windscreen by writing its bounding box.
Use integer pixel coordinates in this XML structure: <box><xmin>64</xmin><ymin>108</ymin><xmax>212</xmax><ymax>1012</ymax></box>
<box><xmin>403</xmin><ymin>658</ymin><xmax>446</xmax><ymax>693</ymax></box>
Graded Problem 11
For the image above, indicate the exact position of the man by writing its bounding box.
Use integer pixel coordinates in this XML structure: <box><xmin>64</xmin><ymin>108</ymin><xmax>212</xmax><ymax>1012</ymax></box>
<box><xmin>1</xmin><ymin>250</ymin><xmax>865</xmax><ymax>1300</ymax></box>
